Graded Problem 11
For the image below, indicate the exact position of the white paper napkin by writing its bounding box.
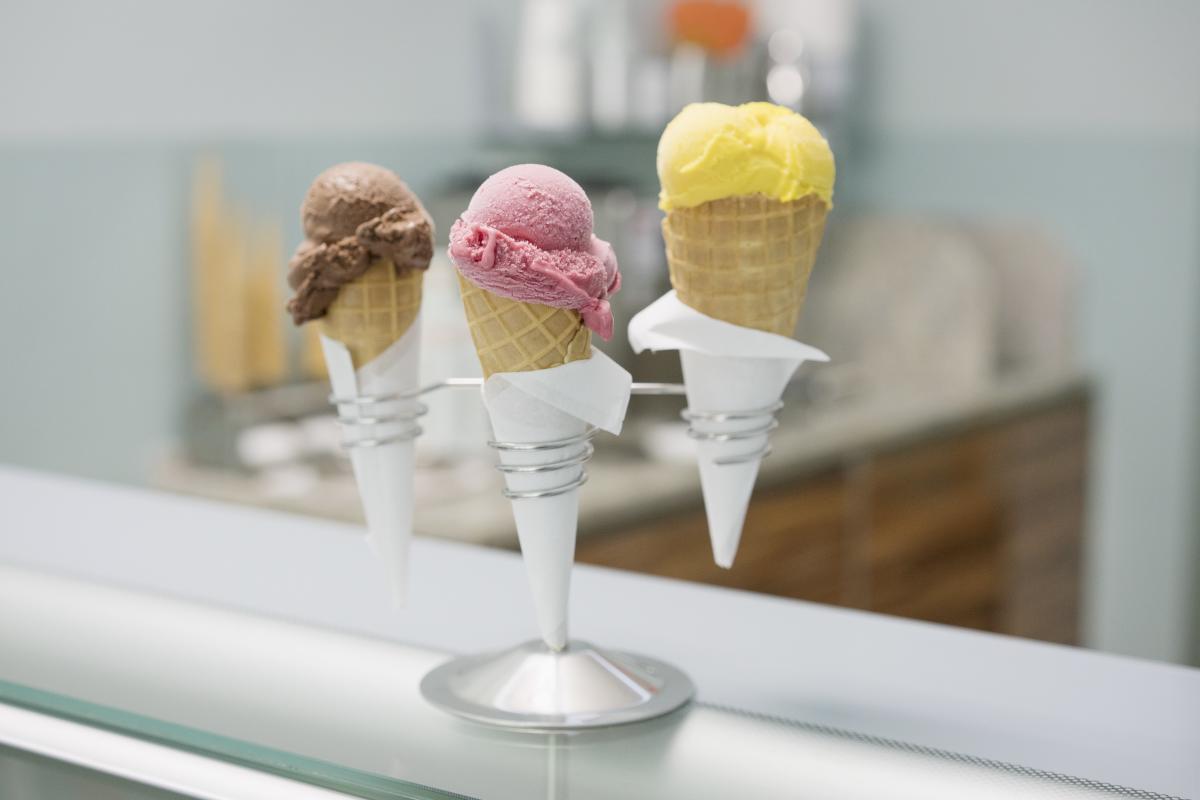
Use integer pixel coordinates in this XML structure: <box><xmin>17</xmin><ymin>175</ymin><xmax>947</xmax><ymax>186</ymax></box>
<box><xmin>629</xmin><ymin>292</ymin><xmax>828</xmax><ymax>567</ymax></box>
<box><xmin>321</xmin><ymin>317</ymin><xmax>423</xmax><ymax>604</ymax></box>
<box><xmin>483</xmin><ymin>349</ymin><xmax>631</xmax><ymax>649</ymax></box>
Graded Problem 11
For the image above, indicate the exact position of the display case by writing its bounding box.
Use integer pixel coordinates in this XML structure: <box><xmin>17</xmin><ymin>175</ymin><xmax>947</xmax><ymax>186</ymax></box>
<box><xmin>0</xmin><ymin>468</ymin><xmax>1194</xmax><ymax>799</ymax></box>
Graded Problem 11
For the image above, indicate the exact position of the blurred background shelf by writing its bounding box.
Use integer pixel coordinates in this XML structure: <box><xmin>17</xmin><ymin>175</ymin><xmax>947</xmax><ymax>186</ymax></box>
<box><xmin>579</xmin><ymin>374</ymin><xmax>1088</xmax><ymax>645</ymax></box>
<box><xmin>157</xmin><ymin>371</ymin><xmax>1089</xmax><ymax>644</ymax></box>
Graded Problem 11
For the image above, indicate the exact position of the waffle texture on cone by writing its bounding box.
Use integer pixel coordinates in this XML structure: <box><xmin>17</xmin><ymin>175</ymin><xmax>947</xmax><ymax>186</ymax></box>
<box><xmin>458</xmin><ymin>273</ymin><xmax>591</xmax><ymax>377</ymax></box>
<box><xmin>320</xmin><ymin>259</ymin><xmax>423</xmax><ymax>367</ymax></box>
<box><xmin>662</xmin><ymin>193</ymin><xmax>828</xmax><ymax>336</ymax></box>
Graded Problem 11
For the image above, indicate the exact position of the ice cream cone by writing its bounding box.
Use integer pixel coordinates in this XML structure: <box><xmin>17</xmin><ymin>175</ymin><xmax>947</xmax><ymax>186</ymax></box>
<box><xmin>648</xmin><ymin>102</ymin><xmax>834</xmax><ymax>570</ymax></box>
<box><xmin>449</xmin><ymin>165</ymin><xmax>629</xmax><ymax>651</ymax></box>
<box><xmin>320</xmin><ymin>259</ymin><xmax>424</xmax><ymax>368</ymax></box>
<box><xmin>661</xmin><ymin>193</ymin><xmax>828</xmax><ymax>567</ymax></box>
<box><xmin>287</xmin><ymin>162</ymin><xmax>434</xmax><ymax>605</ymax></box>
<box><xmin>457</xmin><ymin>273</ymin><xmax>591</xmax><ymax>377</ymax></box>
<box><xmin>662</xmin><ymin>193</ymin><xmax>828</xmax><ymax>337</ymax></box>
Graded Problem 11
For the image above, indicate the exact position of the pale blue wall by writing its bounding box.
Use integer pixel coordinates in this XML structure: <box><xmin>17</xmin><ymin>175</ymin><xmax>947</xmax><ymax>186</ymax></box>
<box><xmin>840</xmin><ymin>134</ymin><xmax>1200</xmax><ymax>663</ymax></box>
<box><xmin>846</xmin><ymin>0</ymin><xmax>1200</xmax><ymax>663</ymax></box>
<box><xmin>0</xmin><ymin>147</ymin><xmax>189</xmax><ymax>483</ymax></box>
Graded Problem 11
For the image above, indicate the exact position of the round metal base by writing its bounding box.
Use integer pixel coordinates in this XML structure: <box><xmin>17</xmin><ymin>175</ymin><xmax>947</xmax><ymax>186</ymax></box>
<box><xmin>420</xmin><ymin>639</ymin><xmax>694</xmax><ymax>730</ymax></box>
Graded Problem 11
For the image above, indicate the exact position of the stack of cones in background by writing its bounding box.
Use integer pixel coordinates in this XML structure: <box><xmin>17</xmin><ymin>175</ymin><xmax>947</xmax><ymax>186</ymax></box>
<box><xmin>189</xmin><ymin>156</ymin><xmax>320</xmax><ymax>394</ymax></box>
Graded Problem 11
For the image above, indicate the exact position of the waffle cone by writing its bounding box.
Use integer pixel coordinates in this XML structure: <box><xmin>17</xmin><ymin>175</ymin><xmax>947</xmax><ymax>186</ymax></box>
<box><xmin>662</xmin><ymin>193</ymin><xmax>829</xmax><ymax>336</ymax></box>
<box><xmin>319</xmin><ymin>259</ymin><xmax>423</xmax><ymax>367</ymax></box>
<box><xmin>457</xmin><ymin>274</ymin><xmax>591</xmax><ymax>378</ymax></box>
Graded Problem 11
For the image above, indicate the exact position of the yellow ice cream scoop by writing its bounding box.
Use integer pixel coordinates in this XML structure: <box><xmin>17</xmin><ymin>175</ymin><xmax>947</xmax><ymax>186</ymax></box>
<box><xmin>657</xmin><ymin>102</ymin><xmax>835</xmax><ymax>211</ymax></box>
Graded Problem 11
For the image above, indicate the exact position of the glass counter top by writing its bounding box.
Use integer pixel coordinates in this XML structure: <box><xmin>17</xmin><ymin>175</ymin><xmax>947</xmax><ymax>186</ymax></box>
<box><xmin>0</xmin><ymin>567</ymin><xmax>1183</xmax><ymax>800</ymax></box>
<box><xmin>1</xmin><ymin>675</ymin><xmax>1182</xmax><ymax>800</ymax></box>
<box><xmin>2</xmin><ymin>468</ymin><xmax>1195</xmax><ymax>799</ymax></box>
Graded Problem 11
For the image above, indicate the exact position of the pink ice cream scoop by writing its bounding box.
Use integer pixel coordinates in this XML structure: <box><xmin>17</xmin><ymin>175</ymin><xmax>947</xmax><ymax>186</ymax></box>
<box><xmin>448</xmin><ymin>164</ymin><xmax>621</xmax><ymax>340</ymax></box>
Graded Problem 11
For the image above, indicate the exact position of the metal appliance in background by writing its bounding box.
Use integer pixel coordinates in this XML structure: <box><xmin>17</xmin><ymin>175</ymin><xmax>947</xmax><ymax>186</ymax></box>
<box><xmin>174</xmin><ymin>0</ymin><xmax>861</xmax><ymax>489</ymax></box>
<box><xmin>505</xmin><ymin>0</ymin><xmax>858</xmax><ymax>136</ymax></box>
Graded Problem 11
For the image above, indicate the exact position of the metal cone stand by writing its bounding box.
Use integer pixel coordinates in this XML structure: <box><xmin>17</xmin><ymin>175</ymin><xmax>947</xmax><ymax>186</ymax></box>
<box><xmin>420</xmin><ymin>638</ymin><xmax>694</xmax><ymax>730</ymax></box>
<box><xmin>333</xmin><ymin>379</ymin><xmax>772</xmax><ymax>730</ymax></box>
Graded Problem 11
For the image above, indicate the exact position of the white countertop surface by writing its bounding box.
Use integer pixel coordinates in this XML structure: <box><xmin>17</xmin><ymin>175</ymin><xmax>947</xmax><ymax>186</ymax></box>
<box><xmin>0</xmin><ymin>465</ymin><xmax>1196</xmax><ymax>797</ymax></box>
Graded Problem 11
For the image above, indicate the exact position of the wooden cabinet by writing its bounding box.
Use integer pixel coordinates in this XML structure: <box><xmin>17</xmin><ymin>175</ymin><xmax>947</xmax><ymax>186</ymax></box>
<box><xmin>577</xmin><ymin>390</ymin><xmax>1088</xmax><ymax>645</ymax></box>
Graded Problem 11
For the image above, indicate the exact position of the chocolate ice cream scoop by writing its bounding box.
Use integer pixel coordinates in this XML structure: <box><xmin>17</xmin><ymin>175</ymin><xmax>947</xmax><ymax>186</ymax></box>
<box><xmin>302</xmin><ymin>162</ymin><xmax>409</xmax><ymax>242</ymax></box>
<box><xmin>287</xmin><ymin>162</ymin><xmax>433</xmax><ymax>325</ymax></box>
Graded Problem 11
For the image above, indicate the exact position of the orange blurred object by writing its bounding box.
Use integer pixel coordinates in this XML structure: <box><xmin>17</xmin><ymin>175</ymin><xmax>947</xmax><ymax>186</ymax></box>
<box><xmin>668</xmin><ymin>1</ymin><xmax>752</xmax><ymax>57</ymax></box>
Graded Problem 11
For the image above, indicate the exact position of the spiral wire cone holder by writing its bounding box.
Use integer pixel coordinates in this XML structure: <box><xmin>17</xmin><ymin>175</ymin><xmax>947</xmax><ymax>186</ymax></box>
<box><xmin>489</xmin><ymin>428</ymin><xmax>596</xmax><ymax>500</ymax></box>
<box><xmin>327</xmin><ymin>378</ymin><xmax>804</xmax><ymax>728</ymax></box>
<box><xmin>681</xmin><ymin>400</ymin><xmax>784</xmax><ymax>465</ymax></box>
<box><xmin>328</xmin><ymin>391</ymin><xmax>430</xmax><ymax>447</ymax></box>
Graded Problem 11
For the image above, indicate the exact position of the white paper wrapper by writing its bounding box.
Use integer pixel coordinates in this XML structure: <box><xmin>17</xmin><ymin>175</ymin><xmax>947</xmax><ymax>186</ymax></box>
<box><xmin>483</xmin><ymin>349</ymin><xmax>631</xmax><ymax>650</ymax></box>
<box><xmin>629</xmin><ymin>292</ymin><xmax>828</xmax><ymax>568</ymax></box>
<box><xmin>321</xmin><ymin>317</ymin><xmax>422</xmax><ymax>605</ymax></box>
